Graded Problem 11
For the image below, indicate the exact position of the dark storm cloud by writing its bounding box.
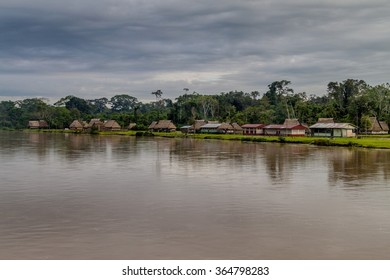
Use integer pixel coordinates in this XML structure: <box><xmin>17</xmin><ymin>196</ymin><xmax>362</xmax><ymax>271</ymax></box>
<box><xmin>1</xmin><ymin>0</ymin><xmax>390</xmax><ymax>101</ymax></box>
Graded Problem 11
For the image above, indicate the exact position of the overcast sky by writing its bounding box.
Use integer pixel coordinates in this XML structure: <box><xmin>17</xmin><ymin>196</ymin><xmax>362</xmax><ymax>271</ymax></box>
<box><xmin>1</xmin><ymin>0</ymin><xmax>390</xmax><ymax>102</ymax></box>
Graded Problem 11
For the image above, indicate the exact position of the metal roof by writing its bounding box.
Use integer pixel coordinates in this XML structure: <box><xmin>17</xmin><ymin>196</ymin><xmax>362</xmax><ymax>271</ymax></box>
<box><xmin>309</xmin><ymin>123</ymin><xmax>356</xmax><ymax>129</ymax></box>
<box><xmin>200</xmin><ymin>123</ymin><xmax>222</xmax><ymax>129</ymax></box>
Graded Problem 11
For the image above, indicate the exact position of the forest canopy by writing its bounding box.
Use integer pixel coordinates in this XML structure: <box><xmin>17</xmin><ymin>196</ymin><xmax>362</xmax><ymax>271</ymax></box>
<box><xmin>1</xmin><ymin>79</ymin><xmax>390</xmax><ymax>131</ymax></box>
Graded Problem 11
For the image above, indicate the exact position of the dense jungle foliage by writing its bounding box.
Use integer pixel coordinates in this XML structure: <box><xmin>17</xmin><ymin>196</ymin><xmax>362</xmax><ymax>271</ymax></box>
<box><xmin>1</xmin><ymin>79</ymin><xmax>390</xmax><ymax>132</ymax></box>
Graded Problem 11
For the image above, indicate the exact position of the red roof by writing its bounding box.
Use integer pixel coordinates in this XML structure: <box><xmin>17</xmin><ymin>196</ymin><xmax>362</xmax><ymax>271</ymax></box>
<box><xmin>264</xmin><ymin>124</ymin><xmax>307</xmax><ymax>130</ymax></box>
<box><xmin>241</xmin><ymin>124</ymin><xmax>265</xmax><ymax>129</ymax></box>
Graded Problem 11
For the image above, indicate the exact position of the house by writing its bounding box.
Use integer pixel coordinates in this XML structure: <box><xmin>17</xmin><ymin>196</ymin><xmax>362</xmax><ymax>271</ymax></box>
<box><xmin>199</xmin><ymin>123</ymin><xmax>221</xmax><ymax>134</ymax></box>
<box><xmin>69</xmin><ymin>120</ymin><xmax>84</xmax><ymax>130</ymax></box>
<box><xmin>148</xmin><ymin>121</ymin><xmax>158</xmax><ymax>131</ymax></box>
<box><xmin>241</xmin><ymin>124</ymin><xmax>266</xmax><ymax>135</ymax></box>
<box><xmin>128</xmin><ymin>123</ymin><xmax>137</xmax><ymax>130</ymax></box>
<box><xmin>149</xmin><ymin>120</ymin><xmax>177</xmax><ymax>132</ymax></box>
<box><xmin>85</xmin><ymin>119</ymin><xmax>104</xmax><ymax>129</ymax></box>
<box><xmin>365</xmin><ymin>117</ymin><xmax>389</xmax><ymax>134</ymax></box>
<box><xmin>263</xmin><ymin>119</ymin><xmax>307</xmax><ymax>136</ymax></box>
<box><xmin>180</xmin><ymin>125</ymin><xmax>192</xmax><ymax>133</ymax></box>
<box><xmin>231</xmin><ymin>123</ymin><xmax>243</xmax><ymax>134</ymax></box>
<box><xmin>103</xmin><ymin>120</ymin><xmax>121</xmax><ymax>131</ymax></box>
<box><xmin>28</xmin><ymin>120</ymin><xmax>49</xmax><ymax>129</ymax></box>
<box><xmin>199</xmin><ymin>122</ymin><xmax>235</xmax><ymax>134</ymax></box>
<box><xmin>192</xmin><ymin>120</ymin><xmax>208</xmax><ymax>133</ymax></box>
<box><xmin>310</xmin><ymin>119</ymin><xmax>356</xmax><ymax>137</ymax></box>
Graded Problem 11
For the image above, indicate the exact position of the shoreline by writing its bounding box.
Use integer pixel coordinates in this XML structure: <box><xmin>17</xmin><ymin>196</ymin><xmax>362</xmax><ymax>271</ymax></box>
<box><xmin>14</xmin><ymin>129</ymin><xmax>390</xmax><ymax>150</ymax></box>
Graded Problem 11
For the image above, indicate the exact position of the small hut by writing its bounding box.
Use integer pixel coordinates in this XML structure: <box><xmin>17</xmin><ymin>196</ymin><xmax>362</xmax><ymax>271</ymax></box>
<box><xmin>149</xmin><ymin>120</ymin><xmax>177</xmax><ymax>132</ymax></box>
<box><xmin>28</xmin><ymin>120</ymin><xmax>49</xmax><ymax>129</ymax></box>
<box><xmin>69</xmin><ymin>120</ymin><xmax>84</xmax><ymax>130</ymax></box>
<box><xmin>85</xmin><ymin>118</ymin><xmax>104</xmax><ymax>131</ymax></box>
<box><xmin>128</xmin><ymin>123</ymin><xmax>137</xmax><ymax>130</ymax></box>
<box><xmin>192</xmin><ymin>120</ymin><xmax>208</xmax><ymax>133</ymax></box>
<box><xmin>231</xmin><ymin>123</ymin><xmax>243</xmax><ymax>134</ymax></box>
<box><xmin>366</xmin><ymin>117</ymin><xmax>389</xmax><ymax>134</ymax></box>
<box><xmin>103</xmin><ymin>120</ymin><xmax>121</xmax><ymax>131</ymax></box>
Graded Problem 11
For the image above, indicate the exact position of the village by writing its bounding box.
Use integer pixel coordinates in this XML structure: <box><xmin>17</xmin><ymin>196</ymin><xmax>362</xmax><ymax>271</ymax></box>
<box><xmin>27</xmin><ymin>116</ymin><xmax>389</xmax><ymax>138</ymax></box>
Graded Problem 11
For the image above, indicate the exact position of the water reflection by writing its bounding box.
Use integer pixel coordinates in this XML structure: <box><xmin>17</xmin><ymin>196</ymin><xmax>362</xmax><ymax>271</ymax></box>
<box><xmin>1</xmin><ymin>131</ymin><xmax>390</xmax><ymax>259</ymax></box>
<box><xmin>327</xmin><ymin>148</ymin><xmax>390</xmax><ymax>189</ymax></box>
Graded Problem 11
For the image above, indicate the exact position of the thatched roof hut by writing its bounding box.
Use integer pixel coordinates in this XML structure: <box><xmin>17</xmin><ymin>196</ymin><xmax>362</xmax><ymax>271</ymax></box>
<box><xmin>104</xmin><ymin>120</ymin><xmax>121</xmax><ymax>131</ymax></box>
<box><xmin>69</xmin><ymin>120</ymin><xmax>84</xmax><ymax>130</ymax></box>
<box><xmin>149</xmin><ymin>120</ymin><xmax>177</xmax><ymax>132</ymax></box>
<box><xmin>367</xmin><ymin>117</ymin><xmax>389</xmax><ymax>134</ymax></box>
<box><xmin>283</xmin><ymin>118</ymin><xmax>300</xmax><ymax>126</ymax></box>
<box><xmin>86</xmin><ymin>119</ymin><xmax>104</xmax><ymax>128</ymax></box>
<box><xmin>218</xmin><ymin>122</ymin><xmax>234</xmax><ymax>133</ymax></box>
<box><xmin>148</xmin><ymin>121</ymin><xmax>158</xmax><ymax>130</ymax></box>
<box><xmin>231</xmin><ymin>122</ymin><xmax>243</xmax><ymax>133</ymax></box>
<box><xmin>193</xmin><ymin>120</ymin><xmax>208</xmax><ymax>131</ymax></box>
<box><xmin>128</xmin><ymin>123</ymin><xmax>137</xmax><ymax>130</ymax></box>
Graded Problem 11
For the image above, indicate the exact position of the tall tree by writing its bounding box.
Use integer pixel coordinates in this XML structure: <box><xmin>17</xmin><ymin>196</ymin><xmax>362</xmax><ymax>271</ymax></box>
<box><xmin>264</xmin><ymin>80</ymin><xmax>293</xmax><ymax>106</ymax></box>
<box><xmin>110</xmin><ymin>94</ymin><xmax>139</xmax><ymax>112</ymax></box>
<box><xmin>327</xmin><ymin>79</ymin><xmax>368</xmax><ymax>121</ymax></box>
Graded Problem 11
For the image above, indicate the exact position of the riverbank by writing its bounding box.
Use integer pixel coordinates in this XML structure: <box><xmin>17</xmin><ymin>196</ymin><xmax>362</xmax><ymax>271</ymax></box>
<box><xmin>17</xmin><ymin>129</ymin><xmax>390</xmax><ymax>149</ymax></box>
<box><xmin>101</xmin><ymin>130</ymin><xmax>390</xmax><ymax>149</ymax></box>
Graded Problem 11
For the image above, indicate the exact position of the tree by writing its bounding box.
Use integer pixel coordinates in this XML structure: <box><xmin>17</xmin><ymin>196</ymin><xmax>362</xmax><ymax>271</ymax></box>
<box><xmin>151</xmin><ymin>89</ymin><xmax>163</xmax><ymax>101</ymax></box>
<box><xmin>264</xmin><ymin>80</ymin><xmax>293</xmax><ymax>106</ymax></box>
<box><xmin>365</xmin><ymin>84</ymin><xmax>390</xmax><ymax>121</ymax></box>
<box><xmin>89</xmin><ymin>97</ymin><xmax>109</xmax><ymax>114</ymax></box>
<box><xmin>151</xmin><ymin>90</ymin><xmax>163</xmax><ymax>120</ymax></box>
<box><xmin>55</xmin><ymin>95</ymin><xmax>92</xmax><ymax>117</ymax></box>
<box><xmin>250</xmin><ymin>91</ymin><xmax>260</xmax><ymax>100</ymax></box>
<box><xmin>110</xmin><ymin>94</ymin><xmax>139</xmax><ymax>112</ymax></box>
<box><xmin>327</xmin><ymin>79</ymin><xmax>368</xmax><ymax>121</ymax></box>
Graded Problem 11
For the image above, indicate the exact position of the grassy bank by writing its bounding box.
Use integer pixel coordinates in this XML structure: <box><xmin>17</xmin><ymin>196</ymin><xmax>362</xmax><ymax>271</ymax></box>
<box><xmin>152</xmin><ymin>132</ymin><xmax>390</xmax><ymax>149</ymax></box>
<box><xmin>20</xmin><ymin>129</ymin><xmax>390</xmax><ymax>149</ymax></box>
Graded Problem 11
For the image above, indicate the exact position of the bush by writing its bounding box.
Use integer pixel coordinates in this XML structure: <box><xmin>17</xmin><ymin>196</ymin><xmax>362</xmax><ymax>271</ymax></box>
<box><xmin>135</xmin><ymin>131</ymin><xmax>154</xmax><ymax>137</ymax></box>
<box><xmin>312</xmin><ymin>139</ymin><xmax>332</xmax><ymax>146</ymax></box>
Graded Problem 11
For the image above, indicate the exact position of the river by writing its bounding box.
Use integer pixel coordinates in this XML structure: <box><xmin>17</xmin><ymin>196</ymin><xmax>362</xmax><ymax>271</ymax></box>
<box><xmin>1</xmin><ymin>131</ymin><xmax>390</xmax><ymax>259</ymax></box>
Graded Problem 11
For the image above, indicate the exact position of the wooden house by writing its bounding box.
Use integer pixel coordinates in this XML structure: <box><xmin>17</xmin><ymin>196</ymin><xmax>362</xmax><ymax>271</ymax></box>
<box><xmin>149</xmin><ymin>120</ymin><xmax>177</xmax><ymax>132</ymax></box>
<box><xmin>263</xmin><ymin>119</ymin><xmax>307</xmax><ymax>136</ymax></box>
<box><xmin>241</xmin><ymin>124</ymin><xmax>266</xmax><ymax>135</ymax></box>
<box><xmin>28</xmin><ymin>120</ymin><xmax>49</xmax><ymax>129</ymax></box>
<box><xmin>310</xmin><ymin>119</ymin><xmax>356</xmax><ymax>137</ymax></box>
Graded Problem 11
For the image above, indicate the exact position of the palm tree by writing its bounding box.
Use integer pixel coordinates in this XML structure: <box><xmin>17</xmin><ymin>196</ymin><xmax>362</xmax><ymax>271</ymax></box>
<box><xmin>151</xmin><ymin>90</ymin><xmax>163</xmax><ymax>120</ymax></box>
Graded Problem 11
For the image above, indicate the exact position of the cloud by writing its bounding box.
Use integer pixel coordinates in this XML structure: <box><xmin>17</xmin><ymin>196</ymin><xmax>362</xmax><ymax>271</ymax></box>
<box><xmin>1</xmin><ymin>0</ymin><xmax>390</xmax><ymax>102</ymax></box>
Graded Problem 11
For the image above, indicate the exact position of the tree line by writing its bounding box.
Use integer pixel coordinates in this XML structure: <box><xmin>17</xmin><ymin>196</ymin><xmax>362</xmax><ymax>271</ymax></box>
<box><xmin>1</xmin><ymin>79</ymin><xmax>390</xmax><ymax>132</ymax></box>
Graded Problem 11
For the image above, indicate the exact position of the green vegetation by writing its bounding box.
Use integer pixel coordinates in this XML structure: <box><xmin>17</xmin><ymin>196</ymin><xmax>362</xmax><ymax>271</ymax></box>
<box><xmin>139</xmin><ymin>132</ymin><xmax>390</xmax><ymax>149</ymax></box>
<box><xmin>1</xmin><ymin>79</ymin><xmax>390</xmax><ymax>135</ymax></box>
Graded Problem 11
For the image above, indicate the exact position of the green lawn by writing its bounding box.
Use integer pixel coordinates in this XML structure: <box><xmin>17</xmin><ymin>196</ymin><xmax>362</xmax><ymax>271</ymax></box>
<box><xmin>28</xmin><ymin>129</ymin><xmax>390</xmax><ymax>149</ymax></box>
